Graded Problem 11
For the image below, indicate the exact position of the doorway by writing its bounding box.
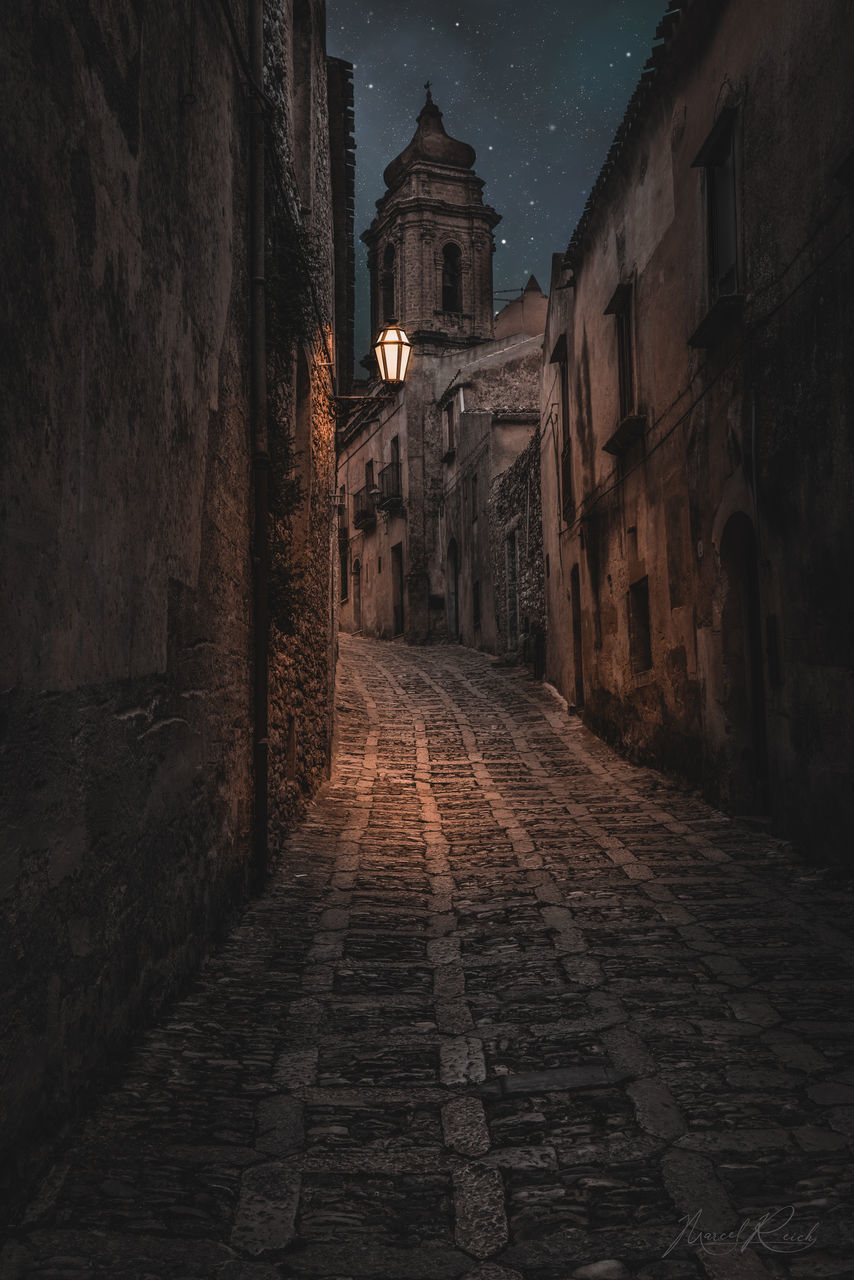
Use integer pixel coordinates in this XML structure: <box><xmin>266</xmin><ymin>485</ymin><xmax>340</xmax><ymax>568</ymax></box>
<box><xmin>719</xmin><ymin>512</ymin><xmax>768</xmax><ymax>813</ymax></box>
<box><xmin>447</xmin><ymin>539</ymin><xmax>459</xmax><ymax>640</ymax></box>
<box><xmin>352</xmin><ymin>558</ymin><xmax>361</xmax><ymax>632</ymax></box>
<box><xmin>391</xmin><ymin>543</ymin><xmax>404</xmax><ymax>637</ymax></box>
<box><xmin>570</xmin><ymin>563</ymin><xmax>584</xmax><ymax>707</ymax></box>
<box><xmin>506</xmin><ymin>530</ymin><xmax>518</xmax><ymax>650</ymax></box>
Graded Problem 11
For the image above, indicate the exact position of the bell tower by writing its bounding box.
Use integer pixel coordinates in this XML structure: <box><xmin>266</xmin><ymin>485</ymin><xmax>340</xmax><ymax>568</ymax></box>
<box><xmin>362</xmin><ymin>86</ymin><xmax>500</xmax><ymax>352</ymax></box>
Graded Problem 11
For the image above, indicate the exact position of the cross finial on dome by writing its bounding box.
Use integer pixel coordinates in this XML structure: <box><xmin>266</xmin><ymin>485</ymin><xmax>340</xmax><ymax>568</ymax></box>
<box><xmin>424</xmin><ymin>80</ymin><xmax>433</xmax><ymax>104</ymax></box>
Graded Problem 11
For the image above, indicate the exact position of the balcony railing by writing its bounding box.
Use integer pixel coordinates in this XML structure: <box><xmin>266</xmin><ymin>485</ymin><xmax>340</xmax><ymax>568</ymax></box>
<box><xmin>353</xmin><ymin>485</ymin><xmax>376</xmax><ymax>529</ymax></box>
<box><xmin>377</xmin><ymin>461</ymin><xmax>403</xmax><ymax>510</ymax></box>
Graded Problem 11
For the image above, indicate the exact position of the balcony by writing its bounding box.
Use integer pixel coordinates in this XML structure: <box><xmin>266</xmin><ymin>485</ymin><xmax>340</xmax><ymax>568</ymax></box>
<box><xmin>377</xmin><ymin>461</ymin><xmax>404</xmax><ymax>512</ymax></box>
<box><xmin>353</xmin><ymin>485</ymin><xmax>377</xmax><ymax>530</ymax></box>
<box><xmin>603</xmin><ymin>412</ymin><xmax>646</xmax><ymax>456</ymax></box>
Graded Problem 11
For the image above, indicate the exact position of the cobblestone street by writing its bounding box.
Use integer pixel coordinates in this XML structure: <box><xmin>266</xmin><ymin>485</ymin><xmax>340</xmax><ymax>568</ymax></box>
<box><xmin>4</xmin><ymin>635</ymin><xmax>854</xmax><ymax>1280</ymax></box>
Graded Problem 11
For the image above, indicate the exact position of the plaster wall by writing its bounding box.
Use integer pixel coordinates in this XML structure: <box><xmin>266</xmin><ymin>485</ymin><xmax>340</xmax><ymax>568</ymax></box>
<box><xmin>541</xmin><ymin>0</ymin><xmax>854</xmax><ymax>855</ymax></box>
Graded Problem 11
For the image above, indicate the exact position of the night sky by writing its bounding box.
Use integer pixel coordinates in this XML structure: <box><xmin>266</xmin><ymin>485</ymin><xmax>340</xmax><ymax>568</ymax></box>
<box><xmin>326</xmin><ymin>0</ymin><xmax>667</xmax><ymax>357</ymax></box>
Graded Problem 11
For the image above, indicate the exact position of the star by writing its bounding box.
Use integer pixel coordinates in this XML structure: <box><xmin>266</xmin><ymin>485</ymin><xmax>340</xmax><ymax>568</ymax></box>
<box><xmin>326</xmin><ymin>0</ymin><xmax>666</xmax><ymax>355</ymax></box>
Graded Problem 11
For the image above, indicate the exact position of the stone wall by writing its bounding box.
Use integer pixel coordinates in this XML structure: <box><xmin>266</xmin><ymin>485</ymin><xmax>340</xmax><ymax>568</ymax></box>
<box><xmin>489</xmin><ymin>427</ymin><xmax>546</xmax><ymax>664</ymax></box>
<box><xmin>265</xmin><ymin>1</ymin><xmax>340</xmax><ymax>838</ymax></box>
<box><xmin>436</xmin><ymin>340</ymin><xmax>543</xmax><ymax>653</ymax></box>
<box><xmin>0</xmin><ymin>0</ymin><xmax>342</xmax><ymax>1204</ymax></box>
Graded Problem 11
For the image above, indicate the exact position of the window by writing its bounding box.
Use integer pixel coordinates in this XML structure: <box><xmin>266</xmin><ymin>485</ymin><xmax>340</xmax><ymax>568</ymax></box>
<box><xmin>551</xmin><ymin>334</ymin><xmax>574</xmax><ymax>522</ymax></box>
<box><xmin>689</xmin><ymin>110</ymin><xmax>744</xmax><ymax>347</ymax></box>
<box><xmin>365</xmin><ymin>459</ymin><xmax>374</xmax><ymax>491</ymax></box>
<box><xmin>473</xmin><ymin>581</ymin><xmax>481</xmax><ymax>629</ymax></box>
<box><xmin>606</xmin><ymin>284</ymin><xmax>635</xmax><ymax>421</ymax></box>
<box><xmin>340</xmin><ymin>545</ymin><xmax>348</xmax><ymax>601</ymax></box>
<box><xmin>471</xmin><ymin>472</ymin><xmax>478</xmax><ymax>522</ymax></box>
<box><xmin>604</xmin><ymin>282</ymin><xmax>645</xmax><ymax>452</ymax></box>
<box><xmin>506</xmin><ymin>530</ymin><xmax>519</xmax><ymax>649</ymax></box>
<box><xmin>559</xmin><ymin>356</ymin><xmax>573</xmax><ymax>521</ymax></box>
<box><xmin>382</xmin><ymin>242</ymin><xmax>396</xmax><ymax>320</ymax></box>
<box><xmin>442</xmin><ymin>243</ymin><xmax>462</xmax><ymax>313</ymax></box>
<box><xmin>700</xmin><ymin>113</ymin><xmax>739</xmax><ymax>302</ymax></box>
<box><xmin>338</xmin><ymin>484</ymin><xmax>348</xmax><ymax>601</ymax></box>
<box><xmin>444</xmin><ymin>400</ymin><xmax>456</xmax><ymax>454</ymax></box>
<box><xmin>628</xmin><ymin>576</ymin><xmax>653</xmax><ymax>674</ymax></box>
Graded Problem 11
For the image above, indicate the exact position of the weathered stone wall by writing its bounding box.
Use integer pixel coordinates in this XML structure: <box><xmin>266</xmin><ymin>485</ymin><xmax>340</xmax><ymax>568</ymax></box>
<box><xmin>489</xmin><ymin>427</ymin><xmax>546</xmax><ymax>663</ymax></box>
<box><xmin>265</xmin><ymin>1</ymin><xmax>339</xmax><ymax>835</ymax></box>
<box><xmin>436</xmin><ymin>341</ymin><xmax>543</xmax><ymax>653</ymax></box>
<box><xmin>541</xmin><ymin>0</ymin><xmax>854</xmax><ymax>859</ymax></box>
<box><xmin>0</xmin><ymin>0</ymin><xmax>342</xmax><ymax>1203</ymax></box>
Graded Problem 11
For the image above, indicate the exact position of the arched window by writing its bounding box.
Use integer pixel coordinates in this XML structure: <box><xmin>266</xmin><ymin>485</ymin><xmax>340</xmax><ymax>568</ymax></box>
<box><xmin>442</xmin><ymin>243</ymin><xmax>462</xmax><ymax>313</ymax></box>
<box><xmin>382</xmin><ymin>243</ymin><xmax>396</xmax><ymax>320</ymax></box>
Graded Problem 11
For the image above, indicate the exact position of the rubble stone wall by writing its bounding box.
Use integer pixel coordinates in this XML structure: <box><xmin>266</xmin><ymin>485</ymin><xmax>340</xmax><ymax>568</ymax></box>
<box><xmin>0</xmin><ymin>0</ymin><xmax>340</xmax><ymax>1202</ymax></box>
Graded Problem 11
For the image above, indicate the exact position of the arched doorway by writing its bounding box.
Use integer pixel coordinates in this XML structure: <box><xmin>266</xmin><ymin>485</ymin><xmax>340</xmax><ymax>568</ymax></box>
<box><xmin>447</xmin><ymin>540</ymin><xmax>459</xmax><ymax>639</ymax></box>
<box><xmin>352</xmin><ymin>557</ymin><xmax>362</xmax><ymax>632</ymax></box>
<box><xmin>719</xmin><ymin>512</ymin><xmax>768</xmax><ymax>813</ymax></box>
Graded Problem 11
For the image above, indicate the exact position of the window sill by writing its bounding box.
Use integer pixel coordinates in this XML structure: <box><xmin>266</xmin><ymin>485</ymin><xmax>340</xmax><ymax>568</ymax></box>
<box><xmin>603</xmin><ymin>413</ymin><xmax>645</xmax><ymax>456</ymax></box>
<box><xmin>688</xmin><ymin>293</ymin><xmax>744</xmax><ymax>348</ymax></box>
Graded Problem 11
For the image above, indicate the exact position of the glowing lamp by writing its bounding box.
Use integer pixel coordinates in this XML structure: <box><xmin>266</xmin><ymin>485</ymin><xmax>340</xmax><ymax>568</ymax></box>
<box><xmin>374</xmin><ymin>325</ymin><xmax>412</xmax><ymax>383</ymax></box>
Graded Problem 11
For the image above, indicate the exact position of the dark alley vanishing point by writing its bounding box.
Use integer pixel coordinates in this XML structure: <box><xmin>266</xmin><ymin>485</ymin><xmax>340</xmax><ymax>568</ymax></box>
<box><xmin>4</xmin><ymin>636</ymin><xmax>854</xmax><ymax>1279</ymax></box>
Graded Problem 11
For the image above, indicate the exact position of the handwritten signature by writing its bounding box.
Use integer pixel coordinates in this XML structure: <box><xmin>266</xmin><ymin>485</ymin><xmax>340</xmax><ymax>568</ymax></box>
<box><xmin>665</xmin><ymin>1206</ymin><xmax>819</xmax><ymax>1257</ymax></box>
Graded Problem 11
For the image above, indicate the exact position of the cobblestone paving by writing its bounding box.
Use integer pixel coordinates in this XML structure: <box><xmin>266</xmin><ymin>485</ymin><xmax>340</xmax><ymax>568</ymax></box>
<box><xmin>4</xmin><ymin>635</ymin><xmax>854</xmax><ymax>1280</ymax></box>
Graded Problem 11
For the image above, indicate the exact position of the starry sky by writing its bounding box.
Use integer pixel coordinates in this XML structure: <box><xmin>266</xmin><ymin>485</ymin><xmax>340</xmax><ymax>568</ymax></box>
<box><xmin>326</xmin><ymin>0</ymin><xmax>668</xmax><ymax>359</ymax></box>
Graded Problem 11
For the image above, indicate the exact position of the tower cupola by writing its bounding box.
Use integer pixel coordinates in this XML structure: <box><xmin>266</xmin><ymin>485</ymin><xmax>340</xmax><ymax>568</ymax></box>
<box><xmin>362</xmin><ymin>86</ymin><xmax>500</xmax><ymax>352</ymax></box>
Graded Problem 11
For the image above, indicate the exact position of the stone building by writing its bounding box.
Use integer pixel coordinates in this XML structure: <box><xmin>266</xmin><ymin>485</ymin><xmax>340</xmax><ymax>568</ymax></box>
<box><xmin>540</xmin><ymin>0</ymin><xmax>854</xmax><ymax>857</ymax></box>
<box><xmin>0</xmin><ymin>0</ymin><xmax>352</xmax><ymax>1200</ymax></box>
<box><xmin>337</xmin><ymin>91</ymin><xmax>545</xmax><ymax>655</ymax></box>
<box><xmin>439</xmin><ymin>326</ymin><xmax>545</xmax><ymax>654</ymax></box>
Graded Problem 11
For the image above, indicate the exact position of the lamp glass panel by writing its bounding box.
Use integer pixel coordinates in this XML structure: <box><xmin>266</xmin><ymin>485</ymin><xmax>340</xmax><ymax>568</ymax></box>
<box><xmin>374</xmin><ymin>326</ymin><xmax>411</xmax><ymax>383</ymax></box>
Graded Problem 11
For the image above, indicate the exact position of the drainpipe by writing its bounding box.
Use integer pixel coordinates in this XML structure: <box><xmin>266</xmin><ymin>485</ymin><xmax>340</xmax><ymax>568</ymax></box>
<box><xmin>249</xmin><ymin>0</ymin><xmax>269</xmax><ymax>889</ymax></box>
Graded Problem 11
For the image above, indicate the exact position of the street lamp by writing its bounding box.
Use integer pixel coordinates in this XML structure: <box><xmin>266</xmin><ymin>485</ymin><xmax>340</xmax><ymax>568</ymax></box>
<box><xmin>373</xmin><ymin>324</ymin><xmax>412</xmax><ymax>383</ymax></box>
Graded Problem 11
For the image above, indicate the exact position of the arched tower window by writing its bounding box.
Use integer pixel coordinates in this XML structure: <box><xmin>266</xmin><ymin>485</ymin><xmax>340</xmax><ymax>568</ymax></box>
<box><xmin>382</xmin><ymin>243</ymin><xmax>396</xmax><ymax>320</ymax></box>
<box><xmin>442</xmin><ymin>243</ymin><xmax>463</xmax><ymax>313</ymax></box>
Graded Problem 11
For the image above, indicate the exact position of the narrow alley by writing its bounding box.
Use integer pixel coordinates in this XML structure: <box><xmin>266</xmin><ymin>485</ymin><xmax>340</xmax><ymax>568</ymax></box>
<box><xmin>5</xmin><ymin>636</ymin><xmax>853</xmax><ymax>1280</ymax></box>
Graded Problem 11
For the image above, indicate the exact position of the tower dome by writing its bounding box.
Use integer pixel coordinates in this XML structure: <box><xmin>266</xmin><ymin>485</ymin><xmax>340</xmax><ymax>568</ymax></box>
<box><xmin>383</xmin><ymin>85</ymin><xmax>476</xmax><ymax>191</ymax></box>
